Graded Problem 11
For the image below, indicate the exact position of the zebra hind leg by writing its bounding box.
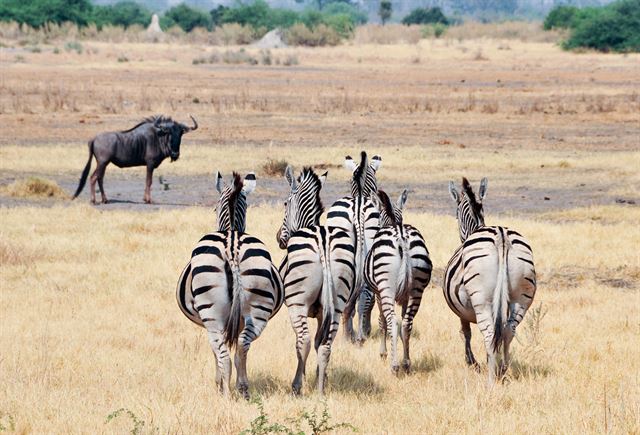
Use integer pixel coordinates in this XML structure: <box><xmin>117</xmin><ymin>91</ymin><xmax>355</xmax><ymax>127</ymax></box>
<box><xmin>291</xmin><ymin>312</ymin><xmax>311</xmax><ymax>396</ymax></box>
<box><xmin>234</xmin><ymin>317</ymin><xmax>267</xmax><ymax>400</ymax></box>
<box><xmin>316</xmin><ymin>315</ymin><xmax>338</xmax><ymax>395</ymax></box>
<box><xmin>376</xmin><ymin>295</ymin><xmax>388</xmax><ymax>359</ymax></box>
<box><xmin>206</xmin><ymin>329</ymin><xmax>232</xmax><ymax>397</ymax></box>
<box><xmin>356</xmin><ymin>286</ymin><xmax>374</xmax><ymax>343</ymax></box>
<box><xmin>400</xmin><ymin>299</ymin><xmax>418</xmax><ymax>373</ymax></box>
<box><xmin>460</xmin><ymin>319</ymin><xmax>479</xmax><ymax>371</ymax></box>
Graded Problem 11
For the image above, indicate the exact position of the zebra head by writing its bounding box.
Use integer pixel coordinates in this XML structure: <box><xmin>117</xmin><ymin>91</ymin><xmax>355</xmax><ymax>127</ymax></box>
<box><xmin>448</xmin><ymin>177</ymin><xmax>488</xmax><ymax>242</ymax></box>
<box><xmin>374</xmin><ymin>189</ymin><xmax>407</xmax><ymax>228</ymax></box>
<box><xmin>214</xmin><ymin>171</ymin><xmax>256</xmax><ymax>233</ymax></box>
<box><xmin>277</xmin><ymin>166</ymin><xmax>327</xmax><ymax>249</ymax></box>
<box><xmin>344</xmin><ymin>151</ymin><xmax>382</xmax><ymax>200</ymax></box>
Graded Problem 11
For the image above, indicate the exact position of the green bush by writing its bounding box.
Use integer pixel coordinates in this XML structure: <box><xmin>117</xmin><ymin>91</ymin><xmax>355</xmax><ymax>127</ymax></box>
<box><xmin>92</xmin><ymin>1</ymin><xmax>151</xmax><ymax>29</ymax></box>
<box><xmin>286</xmin><ymin>22</ymin><xmax>341</xmax><ymax>46</ymax></box>
<box><xmin>0</xmin><ymin>0</ymin><xmax>94</xmax><ymax>28</ymax></box>
<box><xmin>543</xmin><ymin>5</ymin><xmax>579</xmax><ymax>30</ymax></box>
<box><xmin>550</xmin><ymin>0</ymin><xmax>640</xmax><ymax>52</ymax></box>
<box><xmin>161</xmin><ymin>3</ymin><xmax>211</xmax><ymax>32</ymax></box>
<box><xmin>323</xmin><ymin>2</ymin><xmax>368</xmax><ymax>25</ymax></box>
<box><xmin>402</xmin><ymin>7</ymin><xmax>449</xmax><ymax>25</ymax></box>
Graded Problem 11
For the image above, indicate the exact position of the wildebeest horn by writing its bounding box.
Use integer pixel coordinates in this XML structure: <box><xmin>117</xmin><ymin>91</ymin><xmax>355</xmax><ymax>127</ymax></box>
<box><xmin>184</xmin><ymin>115</ymin><xmax>198</xmax><ymax>132</ymax></box>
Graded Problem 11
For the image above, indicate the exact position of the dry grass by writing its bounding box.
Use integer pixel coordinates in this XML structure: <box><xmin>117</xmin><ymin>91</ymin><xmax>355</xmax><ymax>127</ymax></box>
<box><xmin>444</xmin><ymin>21</ymin><xmax>565</xmax><ymax>43</ymax></box>
<box><xmin>1</xmin><ymin>177</ymin><xmax>68</xmax><ymax>199</ymax></box>
<box><xmin>1</xmin><ymin>32</ymin><xmax>639</xmax><ymax>434</ymax></box>
<box><xmin>354</xmin><ymin>24</ymin><xmax>422</xmax><ymax>45</ymax></box>
<box><xmin>0</xmin><ymin>203</ymin><xmax>638</xmax><ymax>433</ymax></box>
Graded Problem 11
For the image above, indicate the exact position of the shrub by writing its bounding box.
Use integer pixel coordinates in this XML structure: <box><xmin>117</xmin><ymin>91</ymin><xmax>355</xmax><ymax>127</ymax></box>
<box><xmin>212</xmin><ymin>23</ymin><xmax>256</xmax><ymax>45</ymax></box>
<box><xmin>161</xmin><ymin>4</ymin><xmax>211</xmax><ymax>32</ymax></box>
<box><xmin>560</xmin><ymin>0</ymin><xmax>640</xmax><ymax>52</ymax></box>
<box><xmin>2</xmin><ymin>177</ymin><xmax>68</xmax><ymax>199</ymax></box>
<box><xmin>0</xmin><ymin>0</ymin><xmax>94</xmax><ymax>28</ymax></box>
<box><xmin>543</xmin><ymin>5</ymin><xmax>579</xmax><ymax>30</ymax></box>
<box><xmin>64</xmin><ymin>40</ymin><xmax>83</xmax><ymax>53</ymax></box>
<box><xmin>262</xmin><ymin>158</ymin><xmax>288</xmax><ymax>176</ymax></box>
<box><xmin>402</xmin><ymin>7</ymin><xmax>449</xmax><ymax>26</ymax></box>
<box><xmin>286</xmin><ymin>23</ymin><xmax>341</xmax><ymax>46</ymax></box>
<box><xmin>323</xmin><ymin>2</ymin><xmax>368</xmax><ymax>25</ymax></box>
<box><xmin>92</xmin><ymin>1</ymin><xmax>151</xmax><ymax>29</ymax></box>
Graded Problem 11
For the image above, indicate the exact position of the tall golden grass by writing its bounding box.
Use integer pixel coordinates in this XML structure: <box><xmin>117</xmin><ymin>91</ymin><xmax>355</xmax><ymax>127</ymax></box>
<box><xmin>0</xmin><ymin>202</ymin><xmax>638</xmax><ymax>433</ymax></box>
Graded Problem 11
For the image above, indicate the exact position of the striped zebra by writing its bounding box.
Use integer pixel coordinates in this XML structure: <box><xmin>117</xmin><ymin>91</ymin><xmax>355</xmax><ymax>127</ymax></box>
<box><xmin>326</xmin><ymin>151</ymin><xmax>381</xmax><ymax>342</ymax></box>
<box><xmin>364</xmin><ymin>190</ymin><xmax>432</xmax><ymax>373</ymax></box>
<box><xmin>176</xmin><ymin>172</ymin><xmax>284</xmax><ymax>398</ymax></box>
<box><xmin>277</xmin><ymin>166</ymin><xmax>356</xmax><ymax>395</ymax></box>
<box><xmin>444</xmin><ymin>177</ymin><xmax>536</xmax><ymax>383</ymax></box>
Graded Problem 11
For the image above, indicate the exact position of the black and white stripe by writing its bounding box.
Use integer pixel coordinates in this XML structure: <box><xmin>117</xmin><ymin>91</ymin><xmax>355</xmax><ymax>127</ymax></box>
<box><xmin>326</xmin><ymin>151</ymin><xmax>382</xmax><ymax>342</ymax></box>
<box><xmin>444</xmin><ymin>177</ymin><xmax>536</xmax><ymax>383</ymax></box>
<box><xmin>176</xmin><ymin>172</ymin><xmax>284</xmax><ymax>398</ymax></box>
<box><xmin>364</xmin><ymin>190</ymin><xmax>432</xmax><ymax>373</ymax></box>
<box><xmin>277</xmin><ymin>166</ymin><xmax>356</xmax><ymax>395</ymax></box>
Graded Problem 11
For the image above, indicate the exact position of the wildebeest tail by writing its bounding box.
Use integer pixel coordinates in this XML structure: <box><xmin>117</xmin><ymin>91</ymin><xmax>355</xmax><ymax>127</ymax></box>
<box><xmin>224</xmin><ymin>256</ymin><xmax>244</xmax><ymax>348</ymax></box>
<box><xmin>492</xmin><ymin>228</ymin><xmax>511</xmax><ymax>353</ymax></box>
<box><xmin>72</xmin><ymin>139</ymin><xmax>94</xmax><ymax>199</ymax></box>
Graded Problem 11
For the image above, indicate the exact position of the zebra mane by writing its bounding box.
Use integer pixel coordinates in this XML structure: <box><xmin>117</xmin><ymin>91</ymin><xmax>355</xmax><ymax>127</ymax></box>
<box><xmin>228</xmin><ymin>172</ymin><xmax>244</xmax><ymax>231</ymax></box>
<box><xmin>299</xmin><ymin>167</ymin><xmax>324</xmax><ymax>223</ymax></box>
<box><xmin>120</xmin><ymin>115</ymin><xmax>174</xmax><ymax>133</ymax></box>
<box><xmin>352</xmin><ymin>151</ymin><xmax>369</xmax><ymax>199</ymax></box>
<box><xmin>377</xmin><ymin>190</ymin><xmax>402</xmax><ymax>227</ymax></box>
<box><xmin>461</xmin><ymin>177</ymin><xmax>482</xmax><ymax>216</ymax></box>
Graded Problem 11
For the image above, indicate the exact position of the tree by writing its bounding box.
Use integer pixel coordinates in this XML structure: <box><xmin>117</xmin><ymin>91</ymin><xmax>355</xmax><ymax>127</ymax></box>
<box><xmin>161</xmin><ymin>3</ymin><xmax>211</xmax><ymax>31</ymax></box>
<box><xmin>379</xmin><ymin>0</ymin><xmax>392</xmax><ymax>25</ymax></box>
<box><xmin>401</xmin><ymin>7</ymin><xmax>449</xmax><ymax>25</ymax></box>
<box><xmin>0</xmin><ymin>0</ymin><xmax>94</xmax><ymax>27</ymax></box>
<box><xmin>209</xmin><ymin>5</ymin><xmax>228</xmax><ymax>28</ymax></box>
<box><xmin>93</xmin><ymin>1</ymin><xmax>152</xmax><ymax>29</ymax></box>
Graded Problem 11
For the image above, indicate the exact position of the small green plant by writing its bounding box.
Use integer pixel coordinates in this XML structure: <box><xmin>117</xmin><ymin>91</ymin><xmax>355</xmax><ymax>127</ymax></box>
<box><xmin>27</xmin><ymin>45</ymin><xmax>41</xmax><ymax>53</ymax></box>
<box><xmin>64</xmin><ymin>41</ymin><xmax>83</xmax><ymax>54</ymax></box>
<box><xmin>117</xmin><ymin>55</ymin><xmax>129</xmax><ymax>62</ymax></box>
<box><xmin>14</xmin><ymin>55</ymin><xmax>25</xmax><ymax>63</ymax></box>
<box><xmin>0</xmin><ymin>412</ymin><xmax>16</xmax><ymax>432</ymax></box>
<box><xmin>53</xmin><ymin>47</ymin><xmax>61</xmax><ymax>54</ymax></box>
<box><xmin>260</xmin><ymin>49</ymin><xmax>272</xmax><ymax>65</ymax></box>
<box><xmin>105</xmin><ymin>408</ymin><xmax>145</xmax><ymax>435</ymax></box>
<box><xmin>241</xmin><ymin>397</ymin><xmax>357</xmax><ymax>435</ymax></box>
<box><xmin>282</xmin><ymin>54</ymin><xmax>299</xmax><ymax>66</ymax></box>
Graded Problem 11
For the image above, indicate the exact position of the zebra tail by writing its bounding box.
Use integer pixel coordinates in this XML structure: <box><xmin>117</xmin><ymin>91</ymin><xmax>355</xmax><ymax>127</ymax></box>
<box><xmin>491</xmin><ymin>229</ymin><xmax>511</xmax><ymax>354</ymax></box>
<box><xmin>346</xmin><ymin>217</ymin><xmax>366</xmax><ymax>311</ymax></box>
<box><xmin>224</xmin><ymin>257</ymin><xmax>244</xmax><ymax>348</ymax></box>
<box><xmin>396</xmin><ymin>229</ymin><xmax>413</xmax><ymax>303</ymax></box>
<box><xmin>72</xmin><ymin>139</ymin><xmax>94</xmax><ymax>199</ymax></box>
<box><xmin>319</xmin><ymin>239</ymin><xmax>335</xmax><ymax>345</ymax></box>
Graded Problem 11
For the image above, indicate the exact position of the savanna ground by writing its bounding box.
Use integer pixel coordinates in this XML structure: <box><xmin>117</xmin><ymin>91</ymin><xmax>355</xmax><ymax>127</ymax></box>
<box><xmin>1</xmin><ymin>27</ymin><xmax>639</xmax><ymax>433</ymax></box>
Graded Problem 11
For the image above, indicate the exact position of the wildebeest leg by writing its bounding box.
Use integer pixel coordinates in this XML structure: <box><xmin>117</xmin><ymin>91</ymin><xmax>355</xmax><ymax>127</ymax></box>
<box><xmin>144</xmin><ymin>165</ymin><xmax>154</xmax><ymax>204</ymax></box>
<box><xmin>89</xmin><ymin>168</ymin><xmax>98</xmax><ymax>204</ymax></box>
<box><xmin>95</xmin><ymin>162</ymin><xmax>108</xmax><ymax>204</ymax></box>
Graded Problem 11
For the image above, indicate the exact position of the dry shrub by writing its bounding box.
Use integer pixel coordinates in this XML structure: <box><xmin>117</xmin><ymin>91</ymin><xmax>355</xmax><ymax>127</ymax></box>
<box><xmin>472</xmin><ymin>49</ymin><xmax>488</xmax><ymax>61</ymax></box>
<box><xmin>2</xmin><ymin>177</ymin><xmax>68</xmax><ymax>199</ymax></box>
<box><xmin>212</xmin><ymin>23</ymin><xmax>255</xmax><ymax>45</ymax></box>
<box><xmin>286</xmin><ymin>23</ymin><xmax>341</xmax><ymax>47</ymax></box>
<box><xmin>354</xmin><ymin>24</ymin><xmax>421</xmax><ymax>45</ymax></box>
<box><xmin>445</xmin><ymin>21</ymin><xmax>563</xmax><ymax>42</ymax></box>
<box><xmin>481</xmin><ymin>101</ymin><xmax>499</xmax><ymax>113</ymax></box>
<box><xmin>262</xmin><ymin>158</ymin><xmax>289</xmax><ymax>176</ymax></box>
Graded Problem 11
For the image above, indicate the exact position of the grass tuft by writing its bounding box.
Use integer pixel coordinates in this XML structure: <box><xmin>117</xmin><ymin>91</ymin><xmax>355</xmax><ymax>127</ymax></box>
<box><xmin>262</xmin><ymin>158</ymin><xmax>289</xmax><ymax>176</ymax></box>
<box><xmin>2</xmin><ymin>177</ymin><xmax>68</xmax><ymax>199</ymax></box>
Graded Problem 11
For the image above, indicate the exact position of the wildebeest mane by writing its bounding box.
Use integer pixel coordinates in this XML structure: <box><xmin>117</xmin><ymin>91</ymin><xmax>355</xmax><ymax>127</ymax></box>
<box><xmin>119</xmin><ymin>115</ymin><xmax>174</xmax><ymax>133</ymax></box>
<box><xmin>462</xmin><ymin>177</ymin><xmax>482</xmax><ymax>216</ymax></box>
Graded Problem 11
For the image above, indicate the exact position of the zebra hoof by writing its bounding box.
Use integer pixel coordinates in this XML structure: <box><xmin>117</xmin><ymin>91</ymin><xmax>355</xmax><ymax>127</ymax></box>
<box><xmin>402</xmin><ymin>360</ymin><xmax>411</xmax><ymax>373</ymax></box>
<box><xmin>391</xmin><ymin>364</ymin><xmax>400</xmax><ymax>375</ymax></box>
<box><xmin>237</xmin><ymin>383</ymin><xmax>250</xmax><ymax>400</ymax></box>
<box><xmin>292</xmin><ymin>384</ymin><xmax>302</xmax><ymax>396</ymax></box>
<box><xmin>379</xmin><ymin>352</ymin><xmax>387</xmax><ymax>360</ymax></box>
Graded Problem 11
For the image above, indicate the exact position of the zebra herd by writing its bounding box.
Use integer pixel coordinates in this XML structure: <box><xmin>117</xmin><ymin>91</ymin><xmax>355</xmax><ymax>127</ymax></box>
<box><xmin>175</xmin><ymin>152</ymin><xmax>537</xmax><ymax>398</ymax></box>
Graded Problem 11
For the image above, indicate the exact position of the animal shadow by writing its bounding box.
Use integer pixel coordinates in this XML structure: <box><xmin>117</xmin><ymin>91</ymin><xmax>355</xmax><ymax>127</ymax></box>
<box><xmin>250</xmin><ymin>372</ymin><xmax>289</xmax><ymax>397</ymax></box>
<box><xmin>508</xmin><ymin>358</ymin><xmax>552</xmax><ymax>380</ymax></box>
<box><xmin>326</xmin><ymin>366</ymin><xmax>385</xmax><ymax>396</ymax></box>
<box><xmin>411</xmin><ymin>353</ymin><xmax>443</xmax><ymax>374</ymax></box>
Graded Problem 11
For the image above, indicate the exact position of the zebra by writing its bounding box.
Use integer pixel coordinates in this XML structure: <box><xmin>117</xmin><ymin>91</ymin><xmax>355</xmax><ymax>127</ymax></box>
<box><xmin>444</xmin><ymin>177</ymin><xmax>537</xmax><ymax>384</ymax></box>
<box><xmin>277</xmin><ymin>166</ymin><xmax>356</xmax><ymax>395</ymax></box>
<box><xmin>326</xmin><ymin>151</ymin><xmax>382</xmax><ymax>342</ymax></box>
<box><xmin>364</xmin><ymin>190</ymin><xmax>432</xmax><ymax>373</ymax></box>
<box><xmin>176</xmin><ymin>171</ymin><xmax>284</xmax><ymax>399</ymax></box>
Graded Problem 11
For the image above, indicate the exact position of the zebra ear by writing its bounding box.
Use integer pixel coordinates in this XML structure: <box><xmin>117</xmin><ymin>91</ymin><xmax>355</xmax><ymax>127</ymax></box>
<box><xmin>344</xmin><ymin>155</ymin><xmax>357</xmax><ymax>172</ymax></box>
<box><xmin>243</xmin><ymin>172</ymin><xmax>256</xmax><ymax>194</ymax></box>
<box><xmin>370</xmin><ymin>155</ymin><xmax>382</xmax><ymax>171</ymax></box>
<box><xmin>449</xmin><ymin>181</ymin><xmax>459</xmax><ymax>203</ymax></box>
<box><xmin>479</xmin><ymin>177</ymin><xmax>488</xmax><ymax>201</ymax></box>
<box><xmin>397</xmin><ymin>189</ymin><xmax>408</xmax><ymax>210</ymax></box>
<box><xmin>215</xmin><ymin>171</ymin><xmax>225</xmax><ymax>193</ymax></box>
<box><xmin>319</xmin><ymin>171</ymin><xmax>328</xmax><ymax>186</ymax></box>
<box><xmin>285</xmin><ymin>165</ymin><xmax>296</xmax><ymax>190</ymax></box>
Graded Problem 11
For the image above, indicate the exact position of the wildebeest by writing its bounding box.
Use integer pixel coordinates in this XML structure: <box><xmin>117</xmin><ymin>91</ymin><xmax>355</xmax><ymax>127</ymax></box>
<box><xmin>72</xmin><ymin>115</ymin><xmax>198</xmax><ymax>204</ymax></box>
